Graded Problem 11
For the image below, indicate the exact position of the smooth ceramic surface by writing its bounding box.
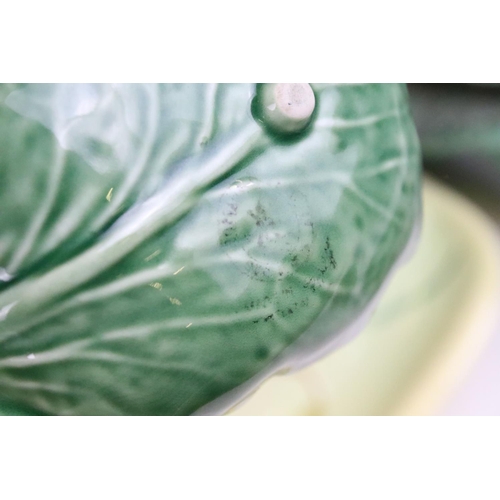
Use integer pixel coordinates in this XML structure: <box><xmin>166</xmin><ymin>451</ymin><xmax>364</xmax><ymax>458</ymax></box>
<box><xmin>0</xmin><ymin>84</ymin><xmax>420</xmax><ymax>415</ymax></box>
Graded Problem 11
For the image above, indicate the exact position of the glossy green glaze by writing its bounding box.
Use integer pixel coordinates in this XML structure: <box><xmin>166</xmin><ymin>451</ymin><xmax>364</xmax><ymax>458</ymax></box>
<box><xmin>0</xmin><ymin>84</ymin><xmax>421</xmax><ymax>415</ymax></box>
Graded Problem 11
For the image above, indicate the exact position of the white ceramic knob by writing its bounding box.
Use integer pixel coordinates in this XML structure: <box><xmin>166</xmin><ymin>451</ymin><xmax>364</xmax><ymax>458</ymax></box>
<box><xmin>260</xmin><ymin>83</ymin><xmax>315</xmax><ymax>134</ymax></box>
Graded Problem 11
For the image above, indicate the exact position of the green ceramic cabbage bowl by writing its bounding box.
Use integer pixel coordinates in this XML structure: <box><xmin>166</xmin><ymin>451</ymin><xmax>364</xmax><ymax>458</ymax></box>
<box><xmin>0</xmin><ymin>84</ymin><xmax>420</xmax><ymax>415</ymax></box>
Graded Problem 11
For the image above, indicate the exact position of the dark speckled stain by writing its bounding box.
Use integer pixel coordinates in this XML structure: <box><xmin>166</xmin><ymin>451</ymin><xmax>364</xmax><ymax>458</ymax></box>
<box><xmin>216</xmin><ymin>178</ymin><xmax>341</xmax><ymax>328</ymax></box>
<box><xmin>219</xmin><ymin>218</ymin><xmax>254</xmax><ymax>246</ymax></box>
<box><xmin>247</xmin><ymin>201</ymin><xmax>274</xmax><ymax>230</ymax></box>
<box><xmin>325</xmin><ymin>237</ymin><xmax>337</xmax><ymax>269</ymax></box>
<box><xmin>317</xmin><ymin>236</ymin><xmax>337</xmax><ymax>275</ymax></box>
